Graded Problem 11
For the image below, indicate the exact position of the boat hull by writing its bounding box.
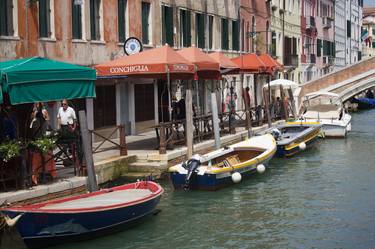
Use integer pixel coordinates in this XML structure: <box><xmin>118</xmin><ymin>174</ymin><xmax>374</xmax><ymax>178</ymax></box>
<box><xmin>276</xmin><ymin>133</ymin><xmax>319</xmax><ymax>157</ymax></box>
<box><xmin>1</xmin><ymin>182</ymin><xmax>163</xmax><ymax>249</ymax></box>
<box><xmin>171</xmin><ymin>159</ymin><xmax>273</xmax><ymax>191</ymax></box>
<box><xmin>352</xmin><ymin>98</ymin><xmax>375</xmax><ymax>109</ymax></box>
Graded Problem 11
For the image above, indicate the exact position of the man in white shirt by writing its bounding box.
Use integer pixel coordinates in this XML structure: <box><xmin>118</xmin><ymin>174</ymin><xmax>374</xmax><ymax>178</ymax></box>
<box><xmin>57</xmin><ymin>99</ymin><xmax>77</xmax><ymax>132</ymax></box>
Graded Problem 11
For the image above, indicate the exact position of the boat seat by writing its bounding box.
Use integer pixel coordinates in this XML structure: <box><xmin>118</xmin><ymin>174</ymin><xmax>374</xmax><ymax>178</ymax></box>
<box><xmin>225</xmin><ymin>155</ymin><xmax>241</xmax><ymax>166</ymax></box>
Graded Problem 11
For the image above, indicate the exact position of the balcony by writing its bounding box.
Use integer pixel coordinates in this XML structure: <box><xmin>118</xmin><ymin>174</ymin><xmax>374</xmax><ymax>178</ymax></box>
<box><xmin>322</xmin><ymin>16</ymin><xmax>333</xmax><ymax>29</ymax></box>
<box><xmin>322</xmin><ymin>56</ymin><xmax>334</xmax><ymax>65</ymax></box>
<box><xmin>284</xmin><ymin>54</ymin><xmax>298</xmax><ymax>67</ymax></box>
<box><xmin>307</xmin><ymin>54</ymin><xmax>316</xmax><ymax>64</ymax></box>
<box><xmin>306</xmin><ymin>16</ymin><xmax>316</xmax><ymax>30</ymax></box>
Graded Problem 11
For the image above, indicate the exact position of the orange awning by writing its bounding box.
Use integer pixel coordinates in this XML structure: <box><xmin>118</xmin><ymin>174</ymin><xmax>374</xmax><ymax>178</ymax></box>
<box><xmin>231</xmin><ymin>53</ymin><xmax>266</xmax><ymax>73</ymax></box>
<box><xmin>177</xmin><ymin>47</ymin><xmax>221</xmax><ymax>79</ymax></box>
<box><xmin>208</xmin><ymin>52</ymin><xmax>239</xmax><ymax>70</ymax></box>
<box><xmin>95</xmin><ymin>45</ymin><xmax>195</xmax><ymax>79</ymax></box>
<box><xmin>258</xmin><ymin>54</ymin><xmax>283</xmax><ymax>74</ymax></box>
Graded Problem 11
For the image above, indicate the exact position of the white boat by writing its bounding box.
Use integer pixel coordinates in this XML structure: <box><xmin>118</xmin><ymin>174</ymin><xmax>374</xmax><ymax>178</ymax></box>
<box><xmin>301</xmin><ymin>91</ymin><xmax>351</xmax><ymax>137</ymax></box>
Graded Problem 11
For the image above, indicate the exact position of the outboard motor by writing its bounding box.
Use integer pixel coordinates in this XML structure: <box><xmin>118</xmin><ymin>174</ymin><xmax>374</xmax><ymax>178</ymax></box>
<box><xmin>183</xmin><ymin>154</ymin><xmax>202</xmax><ymax>190</ymax></box>
<box><xmin>271</xmin><ymin>128</ymin><xmax>281</xmax><ymax>141</ymax></box>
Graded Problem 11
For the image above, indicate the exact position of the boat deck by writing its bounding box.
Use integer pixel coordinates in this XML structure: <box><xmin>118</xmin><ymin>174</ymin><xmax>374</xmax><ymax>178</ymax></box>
<box><xmin>40</xmin><ymin>189</ymin><xmax>153</xmax><ymax>210</ymax></box>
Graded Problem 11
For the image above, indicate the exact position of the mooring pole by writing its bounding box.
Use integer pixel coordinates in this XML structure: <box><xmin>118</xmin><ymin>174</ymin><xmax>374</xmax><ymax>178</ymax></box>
<box><xmin>79</xmin><ymin>110</ymin><xmax>98</xmax><ymax>192</ymax></box>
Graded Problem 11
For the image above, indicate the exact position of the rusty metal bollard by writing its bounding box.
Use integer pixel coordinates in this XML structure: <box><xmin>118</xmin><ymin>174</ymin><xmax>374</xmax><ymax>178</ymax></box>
<box><xmin>119</xmin><ymin>124</ymin><xmax>128</xmax><ymax>156</ymax></box>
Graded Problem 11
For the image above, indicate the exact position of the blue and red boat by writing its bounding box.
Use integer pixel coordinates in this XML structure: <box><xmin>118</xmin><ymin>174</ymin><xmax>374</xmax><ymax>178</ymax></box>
<box><xmin>1</xmin><ymin>181</ymin><xmax>163</xmax><ymax>249</ymax></box>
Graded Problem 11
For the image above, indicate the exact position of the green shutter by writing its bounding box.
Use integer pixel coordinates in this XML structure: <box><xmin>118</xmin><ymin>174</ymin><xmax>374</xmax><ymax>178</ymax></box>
<box><xmin>186</xmin><ymin>10</ymin><xmax>191</xmax><ymax>47</ymax></box>
<box><xmin>347</xmin><ymin>20</ymin><xmax>351</xmax><ymax>38</ymax></box>
<box><xmin>90</xmin><ymin>0</ymin><xmax>96</xmax><ymax>40</ymax></box>
<box><xmin>142</xmin><ymin>2</ymin><xmax>150</xmax><ymax>44</ymax></box>
<box><xmin>118</xmin><ymin>0</ymin><xmax>126</xmax><ymax>42</ymax></box>
<box><xmin>0</xmin><ymin>0</ymin><xmax>7</xmax><ymax>36</ymax></box>
<box><xmin>196</xmin><ymin>13</ymin><xmax>205</xmax><ymax>49</ymax></box>
<box><xmin>232</xmin><ymin>20</ymin><xmax>239</xmax><ymax>51</ymax></box>
<box><xmin>72</xmin><ymin>0</ymin><xmax>82</xmax><ymax>39</ymax></box>
<box><xmin>180</xmin><ymin>9</ymin><xmax>191</xmax><ymax>47</ymax></box>
<box><xmin>317</xmin><ymin>39</ymin><xmax>321</xmax><ymax>57</ymax></box>
<box><xmin>166</xmin><ymin>6</ymin><xmax>174</xmax><ymax>46</ymax></box>
<box><xmin>39</xmin><ymin>0</ymin><xmax>48</xmax><ymax>37</ymax></box>
<box><xmin>221</xmin><ymin>18</ymin><xmax>228</xmax><ymax>50</ymax></box>
<box><xmin>209</xmin><ymin>16</ymin><xmax>213</xmax><ymax>49</ymax></box>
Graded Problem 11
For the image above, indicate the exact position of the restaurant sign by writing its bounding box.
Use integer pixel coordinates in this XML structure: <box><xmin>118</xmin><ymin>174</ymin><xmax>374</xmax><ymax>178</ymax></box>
<box><xmin>109</xmin><ymin>65</ymin><xmax>149</xmax><ymax>74</ymax></box>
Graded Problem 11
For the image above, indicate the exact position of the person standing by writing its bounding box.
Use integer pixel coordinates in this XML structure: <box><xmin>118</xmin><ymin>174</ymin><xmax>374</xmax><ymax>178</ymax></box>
<box><xmin>57</xmin><ymin>99</ymin><xmax>77</xmax><ymax>140</ymax></box>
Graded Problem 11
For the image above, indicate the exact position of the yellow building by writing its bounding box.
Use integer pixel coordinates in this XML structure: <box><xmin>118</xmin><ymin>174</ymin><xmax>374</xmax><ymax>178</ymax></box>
<box><xmin>270</xmin><ymin>0</ymin><xmax>301</xmax><ymax>83</ymax></box>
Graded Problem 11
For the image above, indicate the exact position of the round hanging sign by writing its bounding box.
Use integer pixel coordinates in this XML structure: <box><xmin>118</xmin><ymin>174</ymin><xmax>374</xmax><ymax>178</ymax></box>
<box><xmin>124</xmin><ymin>37</ymin><xmax>143</xmax><ymax>55</ymax></box>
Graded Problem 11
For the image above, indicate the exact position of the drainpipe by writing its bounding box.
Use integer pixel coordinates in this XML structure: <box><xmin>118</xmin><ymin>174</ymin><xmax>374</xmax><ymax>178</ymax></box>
<box><xmin>25</xmin><ymin>0</ymin><xmax>29</xmax><ymax>57</ymax></box>
<box><xmin>282</xmin><ymin>0</ymin><xmax>285</xmax><ymax>78</ymax></box>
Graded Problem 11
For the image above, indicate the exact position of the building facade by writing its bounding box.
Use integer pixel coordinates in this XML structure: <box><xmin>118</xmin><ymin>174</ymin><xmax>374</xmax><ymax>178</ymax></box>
<box><xmin>362</xmin><ymin>7</ymin><xmax>375</xmax><ymax>58</ymax></box>
<box><xmin>270</xmin><ymin>0</ymin><xmax>301</xmax><ymax>83</ymax></box>
<box><xmin>0</xmin><ymin>0</ymin><xmax>241</xmax><ymax>136</ymax></box>
<box><xmin>345</xmin><ymin>0</ymin><xmax>362</xmax><ymax>66</ymax></box>
<box><xmin>301</xmin><ymin>0</ymin><xmax>317</xmax><ymax>82</ymax></box>
<box><xmin>335</xmin><ymin>0</ymin><xmax>347</xmax><ymax>69</ymax></box>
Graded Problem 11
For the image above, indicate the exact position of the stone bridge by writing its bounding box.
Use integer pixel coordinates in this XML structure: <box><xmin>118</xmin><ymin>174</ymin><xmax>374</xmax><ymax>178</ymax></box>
<box><xmin>297</xmin><ymin>57</ymin><xmax>375</xmax><ymax>112</ymax></box>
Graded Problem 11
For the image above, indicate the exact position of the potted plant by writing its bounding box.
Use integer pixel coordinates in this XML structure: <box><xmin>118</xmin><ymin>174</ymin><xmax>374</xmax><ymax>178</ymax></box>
<box><xmin>0</xmin><ymin>140</ymin><xmax>22</xmax><ymax>162</ymax></box>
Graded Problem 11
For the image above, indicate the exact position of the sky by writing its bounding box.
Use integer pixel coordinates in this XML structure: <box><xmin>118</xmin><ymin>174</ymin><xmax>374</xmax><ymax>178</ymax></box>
<box><xmin>364</xmin><ymin>0</ymin><xmax>375</xmax><ymax>7</ymax></box>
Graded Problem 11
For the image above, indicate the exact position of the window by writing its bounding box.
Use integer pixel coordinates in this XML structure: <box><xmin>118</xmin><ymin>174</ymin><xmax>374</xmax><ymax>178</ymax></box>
<box><xmin>208</xmin><ymin>15</ymin><xmax>213</xmax><ymax>49</ymax></box>
<box><xmin>118</xmin><ymin>0</ymin><xmax>127</xmax><ymax>42</ymax></box>
<box><xmin>232</xmin><ymin>20</ymin><xmax>239</xmax><ymax>51</ymax></box>
<box><xmin>195</xmin><ymin>13</ymin><xmax>205</xmax><ymax>49</ymax></box>
<box><xmin>94</xmin><ymin>85</ymin><xmax>116</xmax><ymax>128</ymax></box>
<box><xmin>180</xmin><ymin>9</ymin><xmax>191</xmax><ymax>47</ymax></box>
<box><xmin>270</xmin><ymin>31</ymin><xmax>276</xmax><ymax>57</ymax></box>
<box><xmin>162</xmin><ymin>5</ymin><xmax>174</xmax><ymax>46</ymax></box>
<box><xmin>72</xmin><ymin>0</ymin><xmax>83</xmax><ymax>39</ymax></box>
<box><xmin>39</xmin><ymin>0</ymin><xmax>51</xmax><ymax>38</ymax></box>
<box><xmin>347</xmin><ymin>20</ymin><xmax>351</xmax><ymax>38</ymax></box>
<box><xmin>142</xmin><ymin>2</ymin><xmax>150</xmax><ymax>44</ymax></box>
<box><xmin>221</xmin><ymin>18</ymin><xmax>229</xmax><ymax>50</ymax></box>
<box><xmin>251</xmin><ymin>16</ymin><xmax>256</xmax><ymax>52</ymax></box>
<box><xmin>317</xmin><ymin>39</ymin><xmax>323</xmax><ymax>57</ymax></box>
<box><xmin>0</xmin><ymin>0</ymin><xmax>14</xmax><ymax>36</ymax></box>
<box><xmin>90</xmin><ymin>0</ymin><xmax>101</xmax><ymax>40</ymax></box>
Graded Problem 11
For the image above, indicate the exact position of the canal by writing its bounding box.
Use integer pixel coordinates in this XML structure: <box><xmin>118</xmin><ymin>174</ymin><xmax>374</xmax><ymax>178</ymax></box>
<box><xmin>7</xmin><ymin>109</ymin><xmax>375</xmax><ymax>249</ymax></box>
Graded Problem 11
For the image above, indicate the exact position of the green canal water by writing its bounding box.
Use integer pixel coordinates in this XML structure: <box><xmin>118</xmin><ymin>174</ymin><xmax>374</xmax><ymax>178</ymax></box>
<box><xmin>10</xmin><ymin>110</ymin><xmax>375</xmax><ymax>249</ymax></box>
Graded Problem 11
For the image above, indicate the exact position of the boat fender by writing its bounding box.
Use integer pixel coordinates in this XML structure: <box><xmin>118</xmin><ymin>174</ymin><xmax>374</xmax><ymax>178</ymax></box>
<box><xmin>256</xmin><ymin>164</ymin><xmax>266</xmax><ymax>174</ymax></box>
<box><xmin>231</xmin><ymin>172</ymin><xmax>242</xmax><ymax>183</ymax></box>
<box><xmin>299</xmin><ymin>142</ymin><xmax>306</xmax><ymax>150</ymax></box>
<box><xmin>271</xmin><ymin>128</ymin><xmax>281</xmax><ymax>140</ymax></box>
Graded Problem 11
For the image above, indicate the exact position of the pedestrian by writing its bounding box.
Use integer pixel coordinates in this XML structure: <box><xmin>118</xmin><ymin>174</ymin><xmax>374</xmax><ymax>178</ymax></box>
<box><xmin>57</xmin><ymin>99</ymin><xmax>77</xmax><ymax>140</ymax></box>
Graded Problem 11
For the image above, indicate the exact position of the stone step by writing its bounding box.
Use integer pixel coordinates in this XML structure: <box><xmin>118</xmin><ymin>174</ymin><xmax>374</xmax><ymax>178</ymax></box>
<box><xmin>128</xmin><ymin>161</ymin><xmax>168</xmax><ymax>173</ymax></box>
<box><xmin>122</xmin><ymin>172</ymin><xmax>162</xmax><ymax>182</ymax></box>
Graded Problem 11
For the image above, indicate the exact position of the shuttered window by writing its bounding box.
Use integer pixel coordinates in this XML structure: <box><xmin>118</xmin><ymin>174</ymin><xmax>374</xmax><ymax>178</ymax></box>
<box><xmin>0</xmin><ymin>0</ymin><xmax>14</xmax><ymax>36</ymax></box>
<box><xmin>142</xmin><ymin>2</ymin><xmax>150</xmax><ymax>44</ymax></box>
<box><xmin>118</xmin><ymin>0</ymin><xmax>127</xmax><ymax>42</ymax></box>
<box><xmin>196</xmin><ymin>13</ymin><xmax>205</xmax><ymax>49</ymax></box>
<box><xmin>90</xmin><ymin>0</ymin><xmax>101</xmax><ymax>40</ymax></box>
<box><xmin>347</xmin><ymin>20</ymin><xmax>351</xmax><ymax>38</ymax></box>
<box><xmin>72</xmin><ymin>0</ymin><xmax>82</xmax><ymax>39</ymax></box>
<box><xmin>180</xmin><ymin>9</ymin><xmax>191</xmax><ymax>47</ymax></box>
<box><xmin>208</xmin><ymin>15</ymin><xmax>213</xmax><ymax>49</ymax></box>
<box><xmin>232</xmin><ymin>20</ymin><xmax>239</xmax><ymax>51</ymax></box>
<box><xmin>221</xmin><ymin>18</ymin><xmax>229</xmax><ymax>50</ymax></box>
<box><xmin>39</xmin><ymin>0</ymin><xmax>51</xmax><ymax>38</ymax></box>
<box><xmin>162</xmin><ymin>5</ymin><xmax>174</xmax><ymax>46</ymax></box>
<box><xmin>317</xmin><ymin>39</ymin><xmax>321</xmax><ymax>57</ymax></box>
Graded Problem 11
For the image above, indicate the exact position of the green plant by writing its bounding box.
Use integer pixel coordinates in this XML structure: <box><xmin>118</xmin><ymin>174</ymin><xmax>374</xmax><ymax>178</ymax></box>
<box><xmin>0</xmin><ymin>141</ymin><xmax>21</xmax><ymax>162</ymax></box>
<box><xmin>30</xmin><ymin>137</ymin><xmax>56</xmax><ymax>155</ymax></box>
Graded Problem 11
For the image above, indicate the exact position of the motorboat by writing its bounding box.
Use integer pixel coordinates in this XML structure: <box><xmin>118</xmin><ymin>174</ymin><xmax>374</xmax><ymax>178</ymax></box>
<box><xmin>301</xmin><ymin>91</ymin><xmax>351</xmax><ymax>137</ymax></box>
<box><xmin>169</xmin><ymin>134</ymin><xmax>276</xmax><ymax>191</ymax></box>
<box><xmin>268</xmin><ymin>121</ymin><xmax>323</xmax><ymax>157</ymax></box>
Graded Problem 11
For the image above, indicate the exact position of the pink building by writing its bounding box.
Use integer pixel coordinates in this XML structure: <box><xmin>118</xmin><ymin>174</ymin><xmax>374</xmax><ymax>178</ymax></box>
<box><xmin>240</xmin><ymin>0</ymin><xmax>271</xmax><ymax>54</ymax></box>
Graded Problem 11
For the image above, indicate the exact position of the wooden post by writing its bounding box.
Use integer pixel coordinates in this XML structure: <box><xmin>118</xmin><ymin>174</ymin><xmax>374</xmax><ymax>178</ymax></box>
<box><xmin>119</xmin><ymin>124</ymin><xmax>127</xmax><ymax>156</ymax></box>
<box><xmin>186</xmin><ymin>81</ymin><xmax>194</xmax><ymax>159</ymax></box>
<box><xmin>78</xmin><ymin>110</ymin><xmax>98</xmax><ymax>192</ymax></box>
<box><xmin>159</xmin><ymin>123</ymin><xmax>167</xmax><ymax>154</ymax></box>
<box><xmin>211</xmin><ymin>92</ymin><xmax>221</xmax><ymax>149</ymax></box>
<box><xmin>279</xmin><ymin>84</ymin><xmax>289</xmax><ymax>121</ymax></box>
<box><xmin>263</xmin><ymin>88</ymin><xmax>272</xmax><ymax>127</ymax></box>
<box><xmin>287</xmin><ymin>88</ymin><xmax>297</xmax><ymax>119</ymax></box>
